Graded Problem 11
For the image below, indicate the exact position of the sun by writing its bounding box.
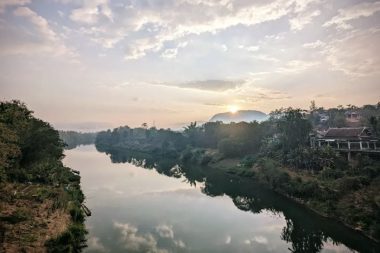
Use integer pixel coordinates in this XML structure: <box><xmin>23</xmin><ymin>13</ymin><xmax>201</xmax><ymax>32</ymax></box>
<box><xmin>228</xmin><ymin>105</ymin><xmax>239</xmax><ymax>114</ymax></box>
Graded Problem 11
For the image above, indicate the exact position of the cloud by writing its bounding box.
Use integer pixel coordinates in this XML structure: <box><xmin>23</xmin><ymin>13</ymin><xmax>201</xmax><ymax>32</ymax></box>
<box><xmin>323</xmin><ymin>1</ymin><xmax>380</xmax><ymax>30</ymax></box>
<box><xmin>13</xmin><ymin>7</ymin><xmax>57</xmax><ymax>42</ymax></box>
<box><xmin>239</xmin><ymin>90</ymin><xmax>291</xmax><ymax>103</ymax></box>
<box><xmin>124</xmin><ymin>37</ymin><xmax>163</xmax><ymax>60</ymax></box>
<box><xmin>303</xmin><ymin>40</ymin><xmax>325</xmax><ymax>49</ymax></box>
<box><xmin>277</xmin><ymin>60</ymin><xmax>319</xmax><ymax>73</ymax></box>
<box><xmin>70</xmin><ymin>0</ymin><xmax>113</xmax><ymax>24</ymax></box>
<box><xmin>323</xmin><ymin>28</ymin><xmax>380</xmax><ymax>77</ymax></box>
<box><xmin>0</xmin><ymin>6</ymin><xmax>76</xmax><ymax>59</ymax></box>
<box><xmin>161</xmin><ymin>41</ymin><xmax>188</xmax><ymax>59</ymax></box>
<box><xmin>67</xmin><ymin>0</ymin><xmax>324</xmax><ymax>59</ymax></box>
<box><xmin>315</xmin><ymin>93</ymin><xmax>335</xmax><ymax>100</ymax></box>
<box><xmin>0</xmin><ymin>0</ymin><xmax>30</xmax><ymax>13</ymax></box>
<box><xmin>253</xmin><ymin>54</ymin><xmax>280</xmax><ymax>63</ymax></box>
<box><xmin>292</xmin><ymin>0</ymin><xmax>321</xmax><ymax>13</ymax></box>
<box><xmin>238</xmin><ymin>45</ymin><xmax>260</xmax><ymax>52</ymax></box>
<box><xmin>159</xmin><ymin>79</ymin><xmax>244</xmax><ymax>92</ymax></box>
<box><xmin>289</xmin><ymin>9</ymin><xmax>320</xmax><ymax>31</ymax></box>
<box><xmin>233</xmin><ymin>83</ymin><xmax>292</xmax><ymax>104</ymax></box>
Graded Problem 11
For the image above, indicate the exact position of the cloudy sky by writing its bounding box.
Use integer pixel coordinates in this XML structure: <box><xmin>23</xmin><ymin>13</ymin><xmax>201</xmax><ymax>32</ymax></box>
<box><xmin>0</xmin><ymin>0</ymin><xmax>379</xmax><ymax>130</ymax></box>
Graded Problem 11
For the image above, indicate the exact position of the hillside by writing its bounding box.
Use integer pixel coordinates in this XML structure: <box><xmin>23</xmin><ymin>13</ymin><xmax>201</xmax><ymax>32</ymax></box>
<box><xmin>210</xmin><ymin>110</ymin><xmax>268</xmax><ymax>123</ymax></box>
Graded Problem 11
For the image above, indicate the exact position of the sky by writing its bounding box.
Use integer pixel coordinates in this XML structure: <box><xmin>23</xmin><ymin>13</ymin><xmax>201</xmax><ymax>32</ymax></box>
<box><xmin>0</xmin><ymin>0</ymin><xmax>379</xmax><ymax>130</ymax></box>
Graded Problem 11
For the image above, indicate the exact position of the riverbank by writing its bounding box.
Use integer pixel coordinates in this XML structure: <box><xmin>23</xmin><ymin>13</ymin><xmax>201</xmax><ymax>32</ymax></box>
<box><xmin>0</xmin><ymin>101</ymin><xmax>87</xmax><ymax>252</ymax></box>
<box><xmin>206</xmin><ymin>153</ymin><xmax>380</xmax><ymax>243</ymax></box>
<box><xmin>0</xmin><ymin>183</ymin><xmax>67</xmax><ymax>251</ymax></box>
<box><xmin>0</xmin><ymin>175</ymin><xmax>87</xmax><ymax>253</ymax></box>
<box><xmin>95</xmin><ymin>140</ymin><xmax>380</xmax><ymax>243</ymax></box>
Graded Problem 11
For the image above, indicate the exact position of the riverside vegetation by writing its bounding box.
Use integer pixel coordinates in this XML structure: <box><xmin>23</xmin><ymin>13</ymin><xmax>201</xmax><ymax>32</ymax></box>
<box><xmin>0</xmin><ymin>100</ymin><xmax>86</xmax><ymax>252</ymax></box>
<box><xmin>95</xmin><ymin>103</ymin><xmax>380</xmax><ymax>242</ymax></box>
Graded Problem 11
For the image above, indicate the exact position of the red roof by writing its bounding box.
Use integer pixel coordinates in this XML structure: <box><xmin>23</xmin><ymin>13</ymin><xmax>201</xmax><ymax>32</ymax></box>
<box><xmin>323</xmin><ymin>127</ymin><xmax>374</xmax><ymax>140</ymax></box>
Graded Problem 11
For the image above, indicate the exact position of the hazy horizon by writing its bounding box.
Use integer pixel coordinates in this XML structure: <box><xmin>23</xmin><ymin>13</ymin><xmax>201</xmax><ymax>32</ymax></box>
<box><xmin>1</xmin><ymin>0</ymin><xmax>379</xmax><ymax>130</ymax></box>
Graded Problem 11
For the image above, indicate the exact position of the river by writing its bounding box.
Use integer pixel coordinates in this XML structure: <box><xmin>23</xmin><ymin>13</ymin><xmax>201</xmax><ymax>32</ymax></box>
<box><xmin>63</xmin><ymin>145</ymin><xmax>379</xmax><ymax>253</ymax></box>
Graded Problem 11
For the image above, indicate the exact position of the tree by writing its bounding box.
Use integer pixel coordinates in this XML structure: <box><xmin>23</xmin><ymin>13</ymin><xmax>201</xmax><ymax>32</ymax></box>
<box><xmin>0</xmin><ymin>123</ymin><xmax>21</xmax><ymax>181</ymax></box>
<box><xmin>217</xmin><ymin>138</ymin><xmax>243</xmax><ymax>157</ymax></box>
<box><xmin>184</xmin><ymin>122</ymin><xmax>200</xmax><ymax>146</ymax></box>
<box><xmin>310</xmin><ymin>100</ymin><xmax>316</xmax><ymax>112</ymax></box>
<box><xmin>276</xmin><ymin>108</ymin><xmax>311</xmax><ymax>153</ymax></box>
<box><xmin>369</xmin><ymin>116</ymin><xmax>379</xmax><ymax>135</ymax></box>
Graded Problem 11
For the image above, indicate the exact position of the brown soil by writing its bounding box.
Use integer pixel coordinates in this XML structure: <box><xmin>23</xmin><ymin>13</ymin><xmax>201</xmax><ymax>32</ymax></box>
<box><xmin>0</xmin><ymin>183</ymin><xmax>70</xmax><ymax>253</ymax></box>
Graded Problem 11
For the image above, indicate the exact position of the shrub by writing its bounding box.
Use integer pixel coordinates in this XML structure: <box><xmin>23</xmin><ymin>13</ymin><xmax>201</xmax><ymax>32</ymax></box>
<box><xmin>319</xmin><ymin>167</ymin><xmax>343</xmax><ymax>180</ymax></box>
<box><xmin>240</xmin><ymin>155</ymin><xmax>257</xmax><ymax>168</ymax></box>
<box><xmin>69</xmin><ymin>206</ymin><xmax>85</xmax><ymax>223</ymax></box>
<box><xmin>217</xmin><ymin>138</ymin><xmax>243</xmax><ymax>158</ymax></box>
<box><xmin>337</xmin><ymin>177</ymin><xmax>362</xmax><ymax>193</ymax></box>
<box><xmin>45</xmin><ymin>224</ymin><xmax>87</xmax><ymax>253</ymax></box>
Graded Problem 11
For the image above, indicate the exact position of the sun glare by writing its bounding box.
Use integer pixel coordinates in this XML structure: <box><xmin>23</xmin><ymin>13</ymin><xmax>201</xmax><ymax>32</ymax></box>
<box><xmin>228</xmin><ymin>105</ymin><xmax>239</xmax><ymax>113</ymax></box>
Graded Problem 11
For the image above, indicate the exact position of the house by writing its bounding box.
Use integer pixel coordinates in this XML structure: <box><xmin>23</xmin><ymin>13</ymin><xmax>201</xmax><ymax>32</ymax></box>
<box><xmin>345</xmin><ymin>111</ymin><xmax>361</xmax><ymax>126</ymax></box>
<box><xmin>311</xmin><ymin>127</ymin><xmax>379</xmax><ymax>152</ymax></box>
<box><xmin>319</xmin><ymin>113</ymin><xmax>329</xmax><ymax>123</ymax></box>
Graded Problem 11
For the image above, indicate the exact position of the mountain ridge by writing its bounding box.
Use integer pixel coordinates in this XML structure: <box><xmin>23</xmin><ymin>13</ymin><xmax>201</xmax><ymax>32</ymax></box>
<box><xmin>209</xmin><ymin>110</ymin><xmax>268</xmax><ymax>123</ymax></box>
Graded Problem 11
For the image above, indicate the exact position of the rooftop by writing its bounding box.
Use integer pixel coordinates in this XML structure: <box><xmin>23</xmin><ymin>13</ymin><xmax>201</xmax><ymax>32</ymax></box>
<box><xmin>323</xmin><ymin>127</ymin><xmax>375</xmax><ymax>139</ymax></box>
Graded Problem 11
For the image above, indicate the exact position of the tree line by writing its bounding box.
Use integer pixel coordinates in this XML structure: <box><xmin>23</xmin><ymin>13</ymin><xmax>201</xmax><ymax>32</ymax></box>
<box><xmin>59</xmin><ymin>130</ymin><xmax>97</xmax><ymax>149</ymax></box>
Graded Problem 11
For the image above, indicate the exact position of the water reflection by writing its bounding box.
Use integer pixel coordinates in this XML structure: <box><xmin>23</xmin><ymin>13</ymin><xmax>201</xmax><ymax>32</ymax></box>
<box><xmin>101</xmin><ymin>147</ymin><xmax>379</xmax><ymax>253</ymax></box>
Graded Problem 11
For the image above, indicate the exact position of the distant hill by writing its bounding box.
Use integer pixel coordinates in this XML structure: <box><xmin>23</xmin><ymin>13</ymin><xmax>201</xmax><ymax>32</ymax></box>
<box><xmin>210</xmin><ymin>110</ymin><xmax>268</xmax><ymax>123</ymax></box>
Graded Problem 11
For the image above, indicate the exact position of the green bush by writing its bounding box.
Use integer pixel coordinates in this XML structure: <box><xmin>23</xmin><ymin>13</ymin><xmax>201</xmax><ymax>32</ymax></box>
<box><xmin>217</xmin><ymin>138</ymin><xmax>243</xmax><ymax>158</ymax></box>
<box><xmin>240</xmin><ymin>155</ymin><xmax>257</xmax><ymax>168</ymax></box>
<box><xmin>69</xmin><ymin>206</ymin><xmax>85</xmax><ymax>223</ymax></box>
<box><xmin>319</xmin><ymin>167</ymin><xmax>343</xmax><ymax>180</ymax></box>
<box><xmin>337</xmin><ymin>176</ymin><xmax>362</xmax><ymax>193</ymax></box>
<box><xmin>45</xmin><ymin>224</ymin><xmax>87</xmax><ymax>253</ymax></box>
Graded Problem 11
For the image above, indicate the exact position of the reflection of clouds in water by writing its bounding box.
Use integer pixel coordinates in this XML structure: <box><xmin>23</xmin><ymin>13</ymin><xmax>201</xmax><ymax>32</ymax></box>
<box><xmin>89</xmin><ymin>185</ymin><xmax>124</xmax><ymax>195</ymax></box>
<box><xmin>174</xmin><ymin>239</ymin><xmax>186</xmax><ymax>248</ymax></box>
<box><xmin>114</xmin><ymin>222</ymin><xmax>167</xmax><ymax>253</ymax></box>
<box><xmin>114</xmin><ymin>222</ymin><xmax>187</xmax><ymax>252</ymax></box>
<box><xmin>156</xmin><ymin>224</ymin><xmax>174</xmax><ymax>239</ymax></box>
<box><xmin>322</xmin><ymin>239</ymin><xmax>353</xmax><ymax>253</ymax></box>
<box><xmin>244</xmin><ymin>235</ymin><xmax>268</xmax><ymax>245</ymax></box>
<box><xmin>253</xmin><ymin>236</ymin><xmax>268</xmax><ymax>244</ymax></box>
<box><xmin>138</xmin><ymin>187</ymin><xmax>200</xmax><ymax>197</ymax></box>
<box><xmin>155</xmin><ymin>224</ymin><xmax>186</xmax><ymax>248</ymax></box>
<box><xmin>87</xmin><ymin>236</ymin><xmax>108</xmax><ymax>252</ymax></box>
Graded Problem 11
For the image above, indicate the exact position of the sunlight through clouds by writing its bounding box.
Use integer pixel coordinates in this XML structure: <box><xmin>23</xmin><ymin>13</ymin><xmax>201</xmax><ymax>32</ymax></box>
<box><xmin>0</xmin><ymin>0</ymin><xmax>379</xmax><ymax>128</ymax></box>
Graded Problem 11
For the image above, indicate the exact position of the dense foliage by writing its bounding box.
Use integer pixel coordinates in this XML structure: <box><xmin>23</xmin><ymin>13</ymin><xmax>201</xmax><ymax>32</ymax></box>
<box><xmin>0</xmin><ymin>100</ymin><xmax>86</xmax><ymax>251</ymax></box>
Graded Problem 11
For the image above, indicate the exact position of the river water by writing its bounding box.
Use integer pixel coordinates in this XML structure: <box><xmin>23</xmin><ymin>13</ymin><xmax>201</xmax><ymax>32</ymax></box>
<box><xmin>63</xmin><ymin>145</ymin><xmax>378</xmax><ymax>253</ymax></box>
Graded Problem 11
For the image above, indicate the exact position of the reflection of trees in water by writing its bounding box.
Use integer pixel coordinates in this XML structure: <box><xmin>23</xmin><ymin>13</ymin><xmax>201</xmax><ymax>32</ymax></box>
<box><xmin>281</xmin><ymin>219</ymin><xmax>326</xmax><ymax>253</ymax></box>
<box><xmin>233</xmin><ymin>196</ymin><xmax>272</xmax><ymax>214</ymax></box>
<box><xmin>99</xmin><ymin>147</ymin><xmax>378</xmax><ymax>253</ymax></box>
